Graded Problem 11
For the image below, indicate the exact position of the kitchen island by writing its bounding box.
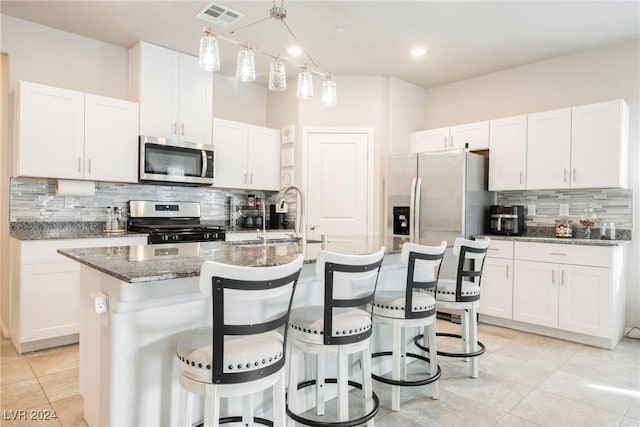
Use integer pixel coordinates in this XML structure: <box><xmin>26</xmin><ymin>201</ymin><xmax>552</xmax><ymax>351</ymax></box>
<box><xmin>58</xmin><ymin>236</ymin><xmax>407</xmax><ymax>427</ymax></box>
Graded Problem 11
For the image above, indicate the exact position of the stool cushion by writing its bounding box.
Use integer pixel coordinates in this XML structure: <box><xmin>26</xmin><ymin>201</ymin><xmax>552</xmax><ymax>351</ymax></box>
<box><xmin>427</xmin><ymin>279</ymin><xmax>480</xmax><ymax>303</ymax></box>
<box><xmin>176</xmin><ymin>327</ymin><xmax>283</xmax><ymax>383</ymax></box>
<box><xmin>371</xmin><ymin>290</ymin><xmax>436</xmax><ymax>319</ymax></box>
<box><xmin>288</xmin><ymin>306</ymin><xmax>371</xmax><ymax>345</ymax></box>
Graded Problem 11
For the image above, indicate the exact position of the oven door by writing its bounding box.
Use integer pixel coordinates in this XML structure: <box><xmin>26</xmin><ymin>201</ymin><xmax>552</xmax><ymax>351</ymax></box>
<box><xmin>139</xmin><ymin>136</ymin><xmax>214</xmax><ymax>185</ymax></box>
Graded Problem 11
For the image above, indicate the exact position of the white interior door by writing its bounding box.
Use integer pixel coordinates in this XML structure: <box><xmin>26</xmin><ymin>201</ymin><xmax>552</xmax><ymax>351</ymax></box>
<box><xmin>305</xmin><ymin>131</ymin><xmax>371</xmax><ymax>241</ymax></box>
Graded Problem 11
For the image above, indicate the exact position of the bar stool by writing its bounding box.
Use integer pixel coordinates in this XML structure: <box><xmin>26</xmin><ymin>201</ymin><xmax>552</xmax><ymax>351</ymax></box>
<box><xmin>370</xmin><ymin>241</ymin><xmax>446</xmax><ymax>411</ymax></box>
<box><xmin>414</xmin><ymin>237</ymin><xmax>490</xmax><ymax>379</ymax></box>
<box><xmin>176</xmin><ymin>255</ymin><xmax>304</xmax><ymax>427</ymax></box>
<box><xmin>286</xmin><ymin>248</ymin><xmax>385</xmax><ymax>427</ymax></box>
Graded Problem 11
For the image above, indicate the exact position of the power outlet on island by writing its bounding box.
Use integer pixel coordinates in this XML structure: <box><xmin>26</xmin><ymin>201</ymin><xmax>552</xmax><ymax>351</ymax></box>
<box><xmin>527</xmin><ymin>204</ymin><xmax>536</xmax><ymax>216</ymax></box>
<box><xmin>559</xmin><ymin>204</ymin><xmax>570</xmax><ymax>216</ymax></box>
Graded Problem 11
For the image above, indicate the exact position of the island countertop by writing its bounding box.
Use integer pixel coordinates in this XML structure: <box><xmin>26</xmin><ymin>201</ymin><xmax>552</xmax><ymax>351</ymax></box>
<box><xmin>57</xmin><ymin>236</ymin><xmax>408</xmax><ymax>283</ymax></box>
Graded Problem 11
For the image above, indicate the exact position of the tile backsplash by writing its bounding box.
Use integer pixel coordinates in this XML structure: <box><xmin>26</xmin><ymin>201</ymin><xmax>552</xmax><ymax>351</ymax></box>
<box><xmin>9</xmin><ymin>177</ymin><xmax>290</xmax><ymax>225</ymax></box>
<box><xmin>498</xmin><ymin>188</ymin><xmax>633</xmax><ymax>229</ymax></box>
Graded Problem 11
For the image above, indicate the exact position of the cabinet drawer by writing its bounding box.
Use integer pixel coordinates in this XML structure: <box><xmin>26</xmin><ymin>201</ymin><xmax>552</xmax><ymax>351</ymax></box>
<box><xmin>486</xmin><ymin>240</ymin><xmax>514</xmax><ymax>259</ymax></box>
<box><xmin>514</xmin><ymin>242</ymin><xmax>611</xmax><ymax>267</ymax></box>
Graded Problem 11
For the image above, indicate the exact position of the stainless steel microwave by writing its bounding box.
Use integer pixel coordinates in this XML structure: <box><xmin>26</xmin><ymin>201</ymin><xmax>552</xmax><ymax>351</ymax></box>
<box><xmin>139</xmin><ymin>136</ymin><xmax>214</xmax><ymax>186</ymax></box>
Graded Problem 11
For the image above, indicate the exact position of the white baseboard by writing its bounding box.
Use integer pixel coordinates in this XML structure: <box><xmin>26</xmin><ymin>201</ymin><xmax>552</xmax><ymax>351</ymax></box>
<box><xmin>1</xmin><ymin>319</ymin><xmax>8</xmax><ymax>339</ymax></box>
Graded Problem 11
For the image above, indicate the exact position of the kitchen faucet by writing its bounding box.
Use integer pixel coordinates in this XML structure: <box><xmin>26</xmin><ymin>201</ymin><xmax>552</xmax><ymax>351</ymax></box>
<box><xmin>278</xmin><ymin>185</ymin><xmax>307</xmax><ymax>245</ymax></box>
<box><xmin>256</xmin><ymin>202</ymin><xmax>267</xmax><ymax>245</ymax></box>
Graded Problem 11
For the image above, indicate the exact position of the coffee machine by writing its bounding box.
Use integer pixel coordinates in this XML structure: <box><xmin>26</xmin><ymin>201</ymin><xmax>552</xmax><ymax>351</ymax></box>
<box><xmin>490</xmin><ymin>205</ymin><xmax>525</xmax><ymax>236</ymax></box>
<box><xmin>269</xmin><ymin>204</ymin><xmax>287</xmax><ymax>229</ymax></box>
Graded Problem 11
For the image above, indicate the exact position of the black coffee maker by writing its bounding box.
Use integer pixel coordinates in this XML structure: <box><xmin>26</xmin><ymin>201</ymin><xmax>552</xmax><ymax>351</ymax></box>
<box><xmin>269</xmin><ymin>204</ymin><xmax>286</xmax><ymax>229</ymax></box>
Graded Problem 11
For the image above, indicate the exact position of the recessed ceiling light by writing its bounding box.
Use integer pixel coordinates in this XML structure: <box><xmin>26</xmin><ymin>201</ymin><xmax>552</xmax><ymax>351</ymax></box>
<box><xmin>410</xmin><ymin>46</ymin><xmax>428</xmax><ymax>57</ymax></box>
<box><xmin>288</xmin><ymin>45</ymin><xmax>303</xmax><ymax>56</ymax></box>
<box><xmin>335</xmin><ymin>26</ymin><xmax>347</xmax><ymax>33</ymax></box>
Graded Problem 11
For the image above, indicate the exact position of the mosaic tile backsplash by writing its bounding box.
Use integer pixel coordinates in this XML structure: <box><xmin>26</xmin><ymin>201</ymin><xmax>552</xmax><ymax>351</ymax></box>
<box><xmin>498</xmin><ymin>188</ymin><xmax>633</xmax><ymax>229</ymax></box>
<box><xmin>9</xmin><ymin>178</ymin><xmax>298</xmax><ymax>226</ymax></box>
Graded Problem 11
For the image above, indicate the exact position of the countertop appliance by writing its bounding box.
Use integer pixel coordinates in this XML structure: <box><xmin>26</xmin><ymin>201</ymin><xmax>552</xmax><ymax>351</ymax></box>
<box><xmin>490</xmin><ymin>205</ymin><xmax>525</xmax><ymax>236</ymax></box>
<box><xmin>386</xmin><ymin>149</ymin><xmax>492</xmax><ymax>281</ymax></box>
<box><xmin>139</xmin><ymin>135</ymin><xmax>214</xmax><ymax>186</ymax></box>
<box><xmin>127</xmin><ymin>200</ymin><xmax>225</xmax><ymax>244</ymax></box>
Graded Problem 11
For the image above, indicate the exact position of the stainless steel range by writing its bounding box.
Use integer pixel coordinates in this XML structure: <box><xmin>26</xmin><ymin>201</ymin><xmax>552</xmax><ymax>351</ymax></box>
<box><xmin>127</xmin><ymin>200</ymin><xmax>225</xmax><ymax>244</ymax></box>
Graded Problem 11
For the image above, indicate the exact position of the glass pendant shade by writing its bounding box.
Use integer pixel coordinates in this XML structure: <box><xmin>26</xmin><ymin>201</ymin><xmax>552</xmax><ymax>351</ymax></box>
<box><xmin>268</xmin><ymin>59</ymin><xmax>287</xmax><ymax>91</ymax></box>
<box><xmin>236</xmin><ymin>47</ymin><xmax>256</xmax><ymax>82</ymax></box>
<box><xmin>321</xmin><ymin>76</ymin><xmax>337</xmax><ymax>106</ymax></box>
<box><xmin>296</xmin><ymin>69</ymin><xmax>313</xmax><ymax>99</ymax></box>
<box><xmin>199</xmin><ymin>31</ymin><xmax>220</xmax><ymax>72</ymax></box>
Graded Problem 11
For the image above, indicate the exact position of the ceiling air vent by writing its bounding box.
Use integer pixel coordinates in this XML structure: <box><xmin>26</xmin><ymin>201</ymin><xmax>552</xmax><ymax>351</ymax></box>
<box><xmin>196</xmin><ymin>2</ymin><xmax>244</xmax><ymax>28</ymax></box>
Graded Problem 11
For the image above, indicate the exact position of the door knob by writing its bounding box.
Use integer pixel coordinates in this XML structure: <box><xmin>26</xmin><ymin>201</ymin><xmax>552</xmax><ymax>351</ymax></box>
<box><xmin>309</xmin><ymin>224</ymin><xmax>321</xmax><ymax>231</ymax></box>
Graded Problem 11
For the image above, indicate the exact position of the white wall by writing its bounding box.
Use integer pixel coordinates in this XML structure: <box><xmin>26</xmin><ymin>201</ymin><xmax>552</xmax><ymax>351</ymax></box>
<box><xmin>387</xmin><ymin>77</ymin><xmax>428</xmax><ymax>155</ymax></box>
<box><xmin>212</xmin><ymin>74</ymin><xmax>267</xmax><ymax>126</ymax></box>
<box><xmin>1</xmin><ymin>15</ymin><xmax>129</xmax><ymax>98</ymax></box>
<box><xmin>421</xmin><ymin>39</ymin><xmax>640</xmax><ymax>330</ymax></box>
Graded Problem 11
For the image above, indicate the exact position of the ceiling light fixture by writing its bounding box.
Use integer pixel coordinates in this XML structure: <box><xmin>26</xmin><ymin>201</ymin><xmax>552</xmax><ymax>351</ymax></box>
<box><xmin>198</xmin><ymin>0</ymin><xmax>336</xmax><ymax>105</ymax></box>
<box><xmin>410</xmin><ymin>46</ymin><xmax>428</xmax><ymax>57</ymax></box>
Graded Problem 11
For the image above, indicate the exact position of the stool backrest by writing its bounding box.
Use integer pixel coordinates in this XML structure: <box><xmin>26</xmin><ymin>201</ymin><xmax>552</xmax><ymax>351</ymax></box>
<box><xmin>315</xmin><ymin>247</ymin><xmax>386</xmax><ymax>345</ymax></box>
<box><xmin>449</xmin><ymin>237</ymin><xmax>490</xmax><ymax>302</ymax></box>
<box><xmin>401</xmin><ymin>241</ymin><xmax>447</xmax><ymax>319</ymax></box>
<box><xmin>199</xmin><ymin>255</ymin><xmax>305</xmax><ymax>384</ymax></box>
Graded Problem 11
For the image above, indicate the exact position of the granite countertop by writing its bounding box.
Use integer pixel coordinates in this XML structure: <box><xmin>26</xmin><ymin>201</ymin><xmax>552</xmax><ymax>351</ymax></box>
<box><xmin>10</xmin><ymin>221</ymin><xmax>147</xmax><ymax>241</ymax></box>
<box><xmin>57</xmin><ymin>236</ymin><xmax>406</xmax><ymax>284</ymax></box>
<box><xmin>477</xmin><ymin>234</ymin><xmax>630</xmax><ymax>247</ymax></box>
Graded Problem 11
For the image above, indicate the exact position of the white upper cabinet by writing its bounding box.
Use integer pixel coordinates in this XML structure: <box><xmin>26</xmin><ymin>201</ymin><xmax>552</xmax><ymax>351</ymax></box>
<box><xmin>84</xmin><ymin>94</ymin><xmax>139</xmax><ymax>182</ymax></box>
<box><xmin>15</xmin><ymin>81</ymin><xmax>139</xmax><ymax>182</ymax></box>
<box><xmin>411</xmin><ymin>127</ymin><xmax>449</xmax><ymax>152</ymax></box>
<box><xmin>212</xmin><ymin>118</ymin><xmax>280</xmax><ymax>191</ymax></box>
<box><xmin>570</xmin><ymin>100</ymin><xmax>628</xmax><ymax>189</ymax></box>
<box><xmin>489</xmin><ymin>115</ymin><xmax>527</xmax><ymax>191</ymax></box>
<box><xmin>526</xmin><ymin>108</ymin><xmax>572</xmax><ymax>190</ymax></box>
<box><xmin>130</xmin><ymin>41</ymin><xmax>213</xmax><ymax>145</ymax></box>
<box><xmin>411</xmin><ymin>121</ymin><xmax>489</xmax><ymax>153</ymax></box>
<box><xmin>449</xmin><ymin>121</ymin><xmax>489</xmax><ymax>151</ymax></box>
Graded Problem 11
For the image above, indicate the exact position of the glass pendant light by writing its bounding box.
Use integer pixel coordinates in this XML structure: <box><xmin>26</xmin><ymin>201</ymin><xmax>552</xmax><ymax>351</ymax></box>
<box><xmin>268</xmin><ymin>57</ymin><xmax>287</xmax><ymax>91</ymax></box>
<box><xmin>199</xmin><ymin>27</ymin><xmax>220</xmax><ymax>72</ymax></box>
<box><xmin>321</xmin><ymin>74</ymin><xmax>337</xmax><ymax>106</ymax></box>
<box><xmin>236</xmin><ymin>46</ymin><xmax>256</xmax><ymax>82</ymax></box>
<box><xmin>296</xmin><ymin>68</ymin><xmax>313</xmax><ymax>99</ymax></box>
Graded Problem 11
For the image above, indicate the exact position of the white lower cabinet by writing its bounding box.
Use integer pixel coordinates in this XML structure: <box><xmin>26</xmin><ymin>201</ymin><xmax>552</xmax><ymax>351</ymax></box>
<box><xmin>479</xmin><ymin>240</ymin><xmax>514</xmax><ymax>319</ymax></box>
<box><xmin>510</xmin><ymin>242</ymin><xmax>623</xmax><ymax>347</ymax></box>
<box><xmin>480</xmin><ymin>240</ymin><xmax>625</xmax><ymax>349</ymax></box>
<box><xmin>10</xmin><ymin>236</ymin><xmax>147</xmax><ymax>353</ymax></box>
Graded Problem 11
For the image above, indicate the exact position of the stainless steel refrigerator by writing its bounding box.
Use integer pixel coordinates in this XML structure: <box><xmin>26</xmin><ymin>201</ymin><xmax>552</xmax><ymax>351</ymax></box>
<box><xmin>386</xmin><ymin>149</ymin><xmax>492</xmax><ymax>280</ymax></box>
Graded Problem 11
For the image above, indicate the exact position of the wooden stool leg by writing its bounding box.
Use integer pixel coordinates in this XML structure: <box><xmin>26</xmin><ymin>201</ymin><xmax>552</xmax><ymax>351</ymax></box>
<box><xmin>243</xmin><ymin>394</ymin><xmax>254</xmax><ymax>426</ymax></box>
<box><xmin>316</xmin><ymin>353</ymin><xmax>325</xmax><ymax>415</ymax></box>
<box><xmin>287</xmin><ymin>345</ymin><xmax>301</xmax><ymax>427</ymax></box>
<box><xmin>203</xmin><ymin>384</ymin><xmax>220</xmax><ymax>427</ymax></box>
<box><xmin>273</xmin><ymin>370</ymin><xmax>286</xmax><ymax>427</ymax></box>
<box><xmin>428</xmin><ymin>321</ymin><xmax>439</xmax><ymax>399</ymax></box>
<box><xmin>391</xmin><ymin>320</ymin><xmax>402</xmax><ymax>411</ymax></box>
<box><xmin>469</xmin><ymin>306</ymin><xmax>479</xmax><ymax>378</ymax></box>
<box><xmin>337</xmin><ymin>347</ymin><xmax>349</xmax><ymax>421</ymax></box>
<box><xmin>361</xmin><ymin>346</ymin><xmax>374</xmax><ymax>427</ymax></box>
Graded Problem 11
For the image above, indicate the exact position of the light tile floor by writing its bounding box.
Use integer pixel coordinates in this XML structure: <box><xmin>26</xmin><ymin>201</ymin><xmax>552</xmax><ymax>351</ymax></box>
<box><xmin>1</xmin><ymin>320</ymin><xmax>638</xmax><ymax>426</ymax></box>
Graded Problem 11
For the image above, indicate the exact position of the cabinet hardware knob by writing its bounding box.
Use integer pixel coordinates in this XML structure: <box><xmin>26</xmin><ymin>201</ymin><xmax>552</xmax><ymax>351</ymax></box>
<box><xmin>444</xmin><ymin>136</ymin><xmax>447</xmax><ymax>149</ymax></box>
<box><xmin>561</xmin><ymin>270</ymin><xmax>565</xmax><ymax>286</ymax></box>
<box><xmin>563</xmin><ymin>169</ymin><xmax>568</xmax><ymax>182</ymax></box>
<box><xmin>519</xmin><ymin>172</ymin><xmax>524</xmax><ymax>185</ymax></box>
<box><xmin>88</xmin><ymin>158</ymin><xmax>91</xmax><ymax>174</ymax></box>
<box><xmin>549</xmin><ymin>252</ymin><xmax>567</xmax><ymax>256</ymax></box>
<box><xmin>552</xmin><ymin>270</ymin><xmax>556</xmax><ymax>284</ymax></box>
<box><xmin>77</xmin><ymin>158</ymin><xmax>82</xmax><ymax>173</ymax></box>
<box><xmin>172</xmin><ymin>122</ymin><xmax>178</xmax><ymax>134</ymax></box>
<box><xmin>505</xmin><ymin>265</ymin><xmax>510</xmax><ymax>278</ymax></box>
<box><xmin>181</xmin><ymin>123</ymin><xmax>185</xmax><ymax>136</ymax></box>
<box><xmin>572</xmin><ymin>168</ymin><xmax>577</xmax><ymax>182</ymax></box>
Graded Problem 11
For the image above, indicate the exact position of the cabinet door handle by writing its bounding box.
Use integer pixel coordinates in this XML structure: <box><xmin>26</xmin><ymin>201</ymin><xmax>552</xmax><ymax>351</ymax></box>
<box><xmin>549</xmin><ymin>252</ymin><xmax>567</xmax><ymax>256</ymax></box>
<box><xmin>244</xmin><ymin>173</ymin><xmax>247</xmax><ymax>184</ymax></box>
<box><xmin>250</xmin><ymin>173</ymin><xmax>253</xmax><ymax>184</ymax></box>
<box><xmin>77</xmin><ymin>158</ymin><xmax>82</xmax><ymax>173</ymax></box>
<box><xmin>172</xmin><ymin>122</ymin><xmax>178</xmax><ymax>135</ymax></box>
<box><xmin>443</xmin><ymin>136</ymin><xmax>448</xmax><ymax>149</ymax></box>
<box><xmin>572</xmin><ymin>168</ymin><xmax>577</xmax><ymax>182</ymax></box>
<box><xmin>505</xmin><ymin>265</ymin><xmax>510</xmax><ymax>278</ymax></box>
<box><xmin>563</xmin><ymin>169</ymin><xmax>568</xmax><ymax>183</ymax></box>
<box><xmin>561</xmin><ymin>270</ymin><xmax>565</xmax><ymax>286</ymax></box>
<box><xmin>181</xmin><ymin>123</ymin><xmax>185</xmax><ymax>136</ymax></box>
<box><xmin>87</xmin><ymin>158</ymin><xmax>92</xmax><ymax>174</ymax></box>
<box><xmin>551</xmin><ymin>270</ymin><xmax>556</xmax><ymax>284</ymax></box>
<box><xmin>450</xmin><ymin>136</ymin><xmax>453</xmax><ymax>149</ymax></box>
<box><xmin>519</xmin><ymin>172</ymin><xmax>524</xmax><ymax>185</ymax></box>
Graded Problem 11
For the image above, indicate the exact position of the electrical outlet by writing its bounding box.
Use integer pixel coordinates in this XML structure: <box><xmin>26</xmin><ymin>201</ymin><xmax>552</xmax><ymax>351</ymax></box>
<box><xmin>559</xmin><ymin>204</ymin><xmax>569</xmax><ymax>216</ymax></box>
<box><xmin>64</xmin><ymin>197</ymin><xmax>78</xmax><ymax>208</ymax></box>
<box><xmin>527</xmin><ymin>204</ymin><xmax>536</xmax><ymax>216</ymax></box>
<box><xmin>94</xmin><ymin>293</ymin><xmax>108</xmax><ymax>314</ymax></box>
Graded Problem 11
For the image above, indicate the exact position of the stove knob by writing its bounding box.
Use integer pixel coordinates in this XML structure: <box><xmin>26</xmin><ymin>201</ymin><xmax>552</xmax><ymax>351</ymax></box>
<box><xmin>204</xmin><ymin>233</ymin><xmax>210</xmax><ymax>240</ymax></box>
<box><xmin>172</xmin><ymin>235</ymin><xmax>179</xmax><ymax>241</ymax></box>
<box><xmin>162</xmin><ymin>235</ymin><xmax>169</xmax><ymax>241</ymax></box>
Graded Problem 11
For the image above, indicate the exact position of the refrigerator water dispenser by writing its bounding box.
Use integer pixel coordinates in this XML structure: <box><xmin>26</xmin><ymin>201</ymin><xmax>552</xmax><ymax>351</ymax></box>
<box><xmin>393</xmin><ymin>206</ymin><xmax>411</xmax><ymax>235</ymax></box>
